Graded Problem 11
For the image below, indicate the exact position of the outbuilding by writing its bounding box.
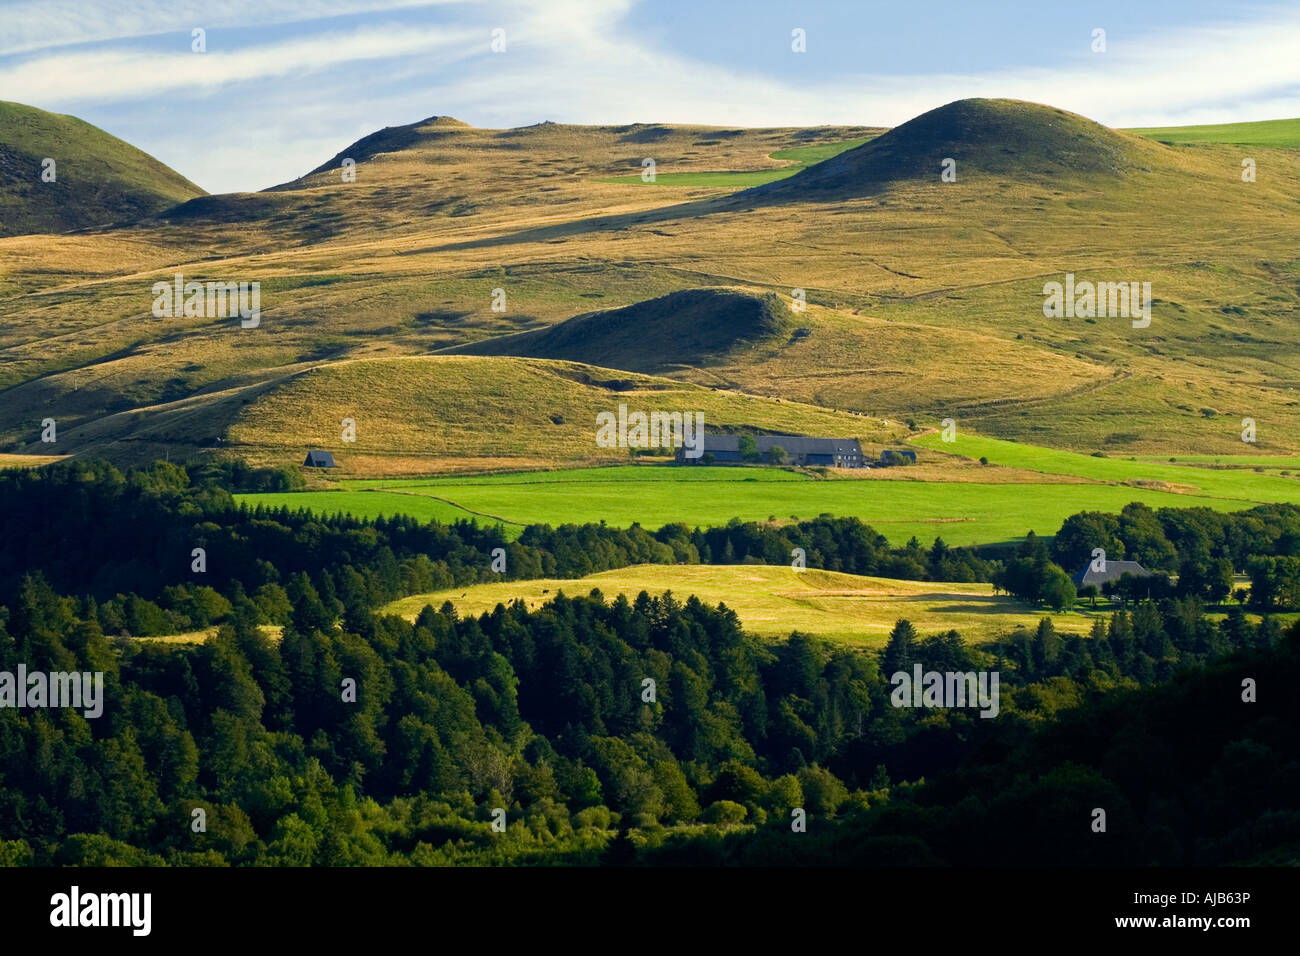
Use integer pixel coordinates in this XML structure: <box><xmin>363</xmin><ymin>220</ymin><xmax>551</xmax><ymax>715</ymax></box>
<box><xmin>1071</xmin><ymin>559</ymin><xmax>1150</xmax><ymax>591</ymax></box>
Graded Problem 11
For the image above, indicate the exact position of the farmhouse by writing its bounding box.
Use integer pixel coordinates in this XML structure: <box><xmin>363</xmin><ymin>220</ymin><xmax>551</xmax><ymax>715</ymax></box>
<box><xmin>303</xmin><ymin>450</ymin><xmax>336</xmax><ymax>468</ymax></box>
<box><xmin>1071</xmin><ymin>559</ymin><xmax>1150</xmax><ymax>591</ymax></box>
<box><xmin>679</xmin><ymin>434</ymin><xmax>864</xmax><ymax>467</ymax></box>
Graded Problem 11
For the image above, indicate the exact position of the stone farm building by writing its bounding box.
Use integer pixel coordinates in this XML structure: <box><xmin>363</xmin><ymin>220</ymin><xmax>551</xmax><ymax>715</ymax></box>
<box><xmin>303</xmin><ymin>450</ymin><xmax>336</xmax><ymax>468</ymax></box>
<box><xmin>680</xmin><ymin>434</ymin><xmax>865</xmax><ymax>467</ymax></box>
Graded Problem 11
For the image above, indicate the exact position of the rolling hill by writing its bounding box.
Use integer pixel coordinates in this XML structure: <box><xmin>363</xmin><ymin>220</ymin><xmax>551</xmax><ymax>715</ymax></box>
<box><xmin>449</xmin><ymin>288</ymin><xmax>795</xmax><ymax>373</ymax></box>
<box><xmin>382</xmin><ymin>564</ymin><xmax>1097</xmax><ymax>644</ymax></box>
<box><xmin>453</xmin><ymin>287</ymin><xmax>1114</xmax><ymax>413</ymax></box>
<box><xmin>745</xmin><ymin>98</ymin><xmax>1174</xmax><ymax>200</ymax></box>
<box><xmin>2</xmin><ymin>97</ymin><xmax>1299</xmax><ymax>470</ymax></box>
<box><xmin>216</xmin><ymin>354</ymin><xmax>907</xmax><ymax>475</ymax></box>
<box><xmin>0</xmin><ymin>101</ymin><xmax>204</xmax><ymax>237</ymax></box>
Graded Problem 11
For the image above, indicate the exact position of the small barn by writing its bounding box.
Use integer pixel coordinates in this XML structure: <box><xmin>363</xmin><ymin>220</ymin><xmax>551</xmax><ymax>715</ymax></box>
<box><xmin>303</xmin><ymin>450</ymin><xmax>336</xmax><ymax>468</ymax></box>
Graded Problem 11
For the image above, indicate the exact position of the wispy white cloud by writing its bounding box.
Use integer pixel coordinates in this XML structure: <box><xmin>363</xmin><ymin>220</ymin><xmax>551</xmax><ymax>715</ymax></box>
<box><xmin>0</xmin><ymin>24</ymin><xmax>482</xmax><ymax>102</ymax></box>
<box><xmin>449</xmin><ymin>2</ymin><xmax>1300</xmax><ymax>130</ymax></box>
<box><xmin>0</xmin><ymin>0</ymin><xmax>457</xmax><ymax>56</ymax></box>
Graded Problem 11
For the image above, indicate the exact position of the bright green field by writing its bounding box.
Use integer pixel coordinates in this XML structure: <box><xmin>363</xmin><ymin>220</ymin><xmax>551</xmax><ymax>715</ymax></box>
<box><xmin>911</xmin><ymin>433</ymin><xmax>1300</xmax><ymax>505</ymax></box>
<box><xmin>234</xmin><ymin>458</ymin><xmax>1282</xmax><ymax>546</ymax></box>
<box><xmin>595</xmin><ymin>138</ymin><xmax>871</xmax><ymax>187</ymax></box>
<box><xmin>1127</xmin><ymin>117</ymin><xmax>1300</xmax><ymax>147</ymax></box>
<box><xmin>240</xmin><ymin>489</ymin><xmax>525</xmax><ymax>537</ymax></box>
<box><xmin>1135</xmin><ymin>454</ymin><xmax>1300</xmax><ymax>469</ymax></box>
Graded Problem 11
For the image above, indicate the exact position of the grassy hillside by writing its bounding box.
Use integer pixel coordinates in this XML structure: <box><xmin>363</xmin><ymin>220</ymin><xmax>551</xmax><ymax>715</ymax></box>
<box><xmin>382</xmin><ymin>564</ymin><xmax>1096</xmax><ymax>644</ymax></box>
<box><xmin>746</xmin><ymin>98</ymin><xmax>1173</xmax><ymax>200</ymax></box>
<box><xmin>452</xmin><ymin>288</ymin><xmax>1110</xmax><ymax>412</ymax></box>
<box><xmin>450</xmin><ymin>288</ymin><xmax>795</xmax><ymax>373</ymax></box>
<box><xmin>911</xmin><ymin>431</ymin><xmax>1300</xmax><ymax>502</ymax></box>
<box><xmin>1128</xmin><ymin>117</ymin><xmax>1300</xmax><ymax>147</ymax></box>
<box><xmin>2</xmin><ymin>97</ymin><xmax>1299</xmax><ymax>466</ymax></box>
<box><xmin>218</xmin><ymin>354</ymin><xmax>905</xmax><ymax>475</ymax></box>
<box><xmin>0</xmin><ymin>101</ymin><xmax>204</xmax><ymax>236</ymax></box>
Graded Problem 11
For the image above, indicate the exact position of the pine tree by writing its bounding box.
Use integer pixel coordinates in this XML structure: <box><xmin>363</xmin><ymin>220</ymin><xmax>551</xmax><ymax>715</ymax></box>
<box><xmin>882</xmin><ymin>619</ymin><xmax>917</xmax><ymax>676</ymax></box>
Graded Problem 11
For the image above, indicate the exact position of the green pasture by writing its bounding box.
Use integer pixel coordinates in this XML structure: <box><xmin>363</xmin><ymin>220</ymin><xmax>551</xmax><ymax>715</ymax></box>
<box><xmin>235</xmin><ymin>459</ymin><xmax>1276</xmax><ymax>547</ymax></box>
<box><xmin>238</xmin><ymin>489</ymin><xmax>523</xmax><ymax>536</ymax></box>
<box><xmin>1127</xmin><ymin>117</ymin><xmax>1300</xmax><ymax>148</ymax></box>
<box><xmin>911</xmin><ymin>433</ymin><xmax>1300</xmax><ymax>505</ymax></box>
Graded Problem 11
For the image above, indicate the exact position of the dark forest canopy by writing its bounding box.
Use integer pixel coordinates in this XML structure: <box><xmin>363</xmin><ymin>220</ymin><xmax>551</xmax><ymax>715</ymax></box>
<box><xmin>0</xmin><ymin>460</ymin><xmax>1297</xmax><ymax>866</ymax></box>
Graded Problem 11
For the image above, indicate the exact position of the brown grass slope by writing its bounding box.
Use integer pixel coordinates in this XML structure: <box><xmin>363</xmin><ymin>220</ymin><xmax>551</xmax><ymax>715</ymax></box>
<box><xmin>2</xmin><ymin>98</ymin><xmax>1299</xmax><ymax>463</ymax></box>
<box><xmin>220</xmin><ymin>354</ymin><xmax>907</xmax><ymax>474</ymax></box>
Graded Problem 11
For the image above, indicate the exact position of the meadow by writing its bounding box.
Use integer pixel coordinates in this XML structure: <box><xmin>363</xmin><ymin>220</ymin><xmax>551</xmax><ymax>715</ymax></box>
<box><xmin>381</xmin><ymin>564</ymin><xmax>1099</xmax><ymax>645</ymax></box>
<box><xmin>235</xmin><ymin>456</ymin><xmax>1274</xmax><ymax>547</ymax></box>
<box><xmin>910</xmin><ymin>433</ymin><xmax>1300</xmax><ymax>504</ymax></box>
<box><xmin>1127</xmin><ymin>117</ymin><xmax>1300</xmax><ymax>147</ymax></box>
<box><xmin>239</xmin><ymin>488</ymin><xmax>508</xmax><ymax>532</ymax></box>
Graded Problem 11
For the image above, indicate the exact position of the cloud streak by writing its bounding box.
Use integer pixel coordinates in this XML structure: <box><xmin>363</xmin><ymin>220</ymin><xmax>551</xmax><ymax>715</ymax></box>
<box><xmin>0</xmin><ymin>0</ymin><xmax>456</xmax><ymax>56</ymax></box>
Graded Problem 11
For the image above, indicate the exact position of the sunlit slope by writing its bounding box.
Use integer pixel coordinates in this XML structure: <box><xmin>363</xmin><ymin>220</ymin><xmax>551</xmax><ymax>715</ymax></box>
<box><xmin>1127</xmin><ymin>117</ymin><xmax>1300</xmax><ymax>148</ymax></box>
<box><xmin>0</xmin><ymin>101</ymin><xmax>204</xmax><ymax>236</ymax></box>
<box><xmin>221</xmin><ymin>355</ymin><xmax>906</xmax><ymax>474</ymax></box>
<box><xmin>2</xmin><ymin>99</ymin><xmax>1299</xmax><ymax>462</ymax></box>
<box><xmin>594</xmin><ymin>136</ymin><xmax>877</xmax><ymax>187</ymax></box>
<box><xmin>911</xmin><ymin>432</ymin><xmax>1300</xmax><ymax>504</ymax></box>
<box><xmin>458</xmin><ymin>288</ymin><xmax>1113</xmax><ymax>411</ymax></box>
<box><xmin>0</xmin><ymin>117</ymin><xmax>880</xmax><ymax>461</ymax></box>
<box><xmin>382</xmin><ymin>564</ymin><xmax>1095</xmax><ymax>644</ymax></box>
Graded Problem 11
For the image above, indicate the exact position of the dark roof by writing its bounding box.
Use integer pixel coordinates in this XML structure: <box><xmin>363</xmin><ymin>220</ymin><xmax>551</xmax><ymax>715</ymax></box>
<box><xmin>1072</xmin><ymin>559</ymin><xmax>1149</xmax><ymax>589</ymax></box>
<box><xmin>697</xmin><ymin>434</ymin><xmax>862</xmax><ymax>456</ymax></box>
<box><xmin>304</xmin><ymin>450</ymin><xmax>336</xmax><ymax>467</ymax></box>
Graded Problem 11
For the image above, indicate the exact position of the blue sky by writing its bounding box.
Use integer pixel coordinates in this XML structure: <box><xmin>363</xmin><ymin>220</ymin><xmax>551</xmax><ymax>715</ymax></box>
<box><xmin>1</xmin><ymin>0</ymin><xmax>1297</xmax><ymax>193</ymax></box>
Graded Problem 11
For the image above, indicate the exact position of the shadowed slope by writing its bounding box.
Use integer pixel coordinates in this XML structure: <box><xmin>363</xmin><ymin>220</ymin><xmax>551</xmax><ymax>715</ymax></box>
<box><xmin>449</xmin><ymin>288</ymin><xmax>793</xmax><ymax>373</ymax></box>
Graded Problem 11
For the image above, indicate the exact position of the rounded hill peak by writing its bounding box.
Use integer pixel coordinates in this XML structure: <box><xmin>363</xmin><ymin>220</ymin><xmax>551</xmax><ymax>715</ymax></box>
<box><xmin>449</xmin><ymin>288</ymin><xmax>793</xmax><ymax>374</ymax></box>
<box><xmin>746</xmin><ymin>98</ymin><xmax>1168</xmax><ymax>199</ymax></box>
<box><xmin>420</xmin><ymin>115</ymin><xmax>473</xmax><ymax>129</ymax></box>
